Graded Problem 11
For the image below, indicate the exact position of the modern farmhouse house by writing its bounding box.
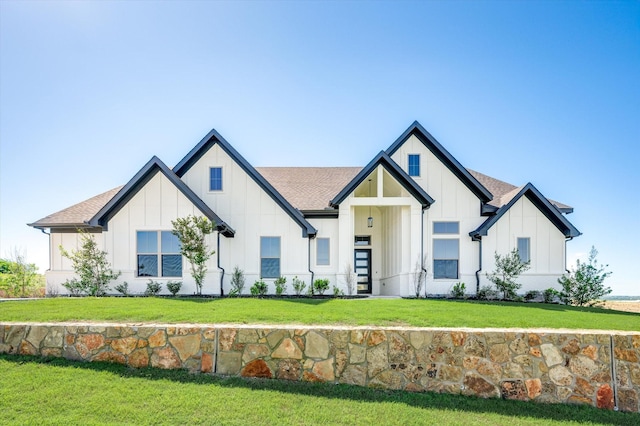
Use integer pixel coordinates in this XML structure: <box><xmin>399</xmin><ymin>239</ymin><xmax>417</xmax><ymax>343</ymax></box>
<box><xmin>30</xmin><ymin>121</ymin><xmax>580</xmax><ymax>296</ymax></box>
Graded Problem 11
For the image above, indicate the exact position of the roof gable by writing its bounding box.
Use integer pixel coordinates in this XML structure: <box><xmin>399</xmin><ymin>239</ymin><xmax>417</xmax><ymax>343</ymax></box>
<box><xmin>470</xmin><ymin>183</ymin><xmax>581</xmax><ymax>238</ymax></box>
<box><xmin>386</xmin><ymin>121</ymin><xmax>493</xmax><ymax>203</ymax></box>
<box><xmin>90</xmin><ymin>156</ymin><xmax>235</xmax><ymax>237</ymax></box>
<box><xmin>330</xmin><ymin>151</ymin><xmax>435</xmax><ymax>208</ymax></box>
<box><xmin>173</xmin><ymin>129</ymin><xmax>317</xmax><ymax>237</ymax></box>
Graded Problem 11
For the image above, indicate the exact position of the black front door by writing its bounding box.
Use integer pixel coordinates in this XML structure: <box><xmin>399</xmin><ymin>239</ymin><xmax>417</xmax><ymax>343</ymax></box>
<box><xmin>354</xmin><ymin>249</ymin><xmax>372</xmax><ymax>294</ymax></box>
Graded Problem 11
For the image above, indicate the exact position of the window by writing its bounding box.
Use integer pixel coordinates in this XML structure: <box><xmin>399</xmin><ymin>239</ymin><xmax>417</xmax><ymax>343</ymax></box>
<box><xmin>137</xmin><ymin>231</ymin><xmax>182</xmax><ymax>277</ymax></box>
<box><xmin>316</xmin><ymin>238</ymin><xmax>330</xmax><ymax>265</ymax></box>
<box><xmin>433</xmin><ymin>222</ymin><xmax>459</xmax><ymax>234</ymax></box>
<box><xmin>408</xmin><ymin>154</ymin><xmax>420</xmax><ymax>177</ymax></box>
<box><xmin>209</xmin><ymin>167</ymin><xmax>223</xmax><ymax>191</ymax></box>
<box><xmin>517</xmin><ymin>237</ymin><xmax>530</xmax><ymax>263</ymax></box>
<box><xmin>354</xmin><ymin>236</ymin><xmax>371</xmax><ymax>246</ymax></box>
<box><xmin>433</xmin><ymin>239</ymin><xmax>459</xmax><ymax>279</ymax></box>
<box><xmin>260</xmin><ymin>237</ymin><xmax>280</xmax><ymax>278</ymax></box>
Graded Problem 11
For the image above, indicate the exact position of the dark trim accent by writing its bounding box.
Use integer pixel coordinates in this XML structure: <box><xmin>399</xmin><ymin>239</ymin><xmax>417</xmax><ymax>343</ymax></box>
<box><xmin>173</xmin><ymin>128</ymin><xmax>317</xmax><ymax>238</ymax></box>
<box><xmin>89</xmin><ymin>156</ymin><xmax>235</xmax><ymax>237</ymax></box>
<box><xmin>302</xmin><ymin>209</ymin><xmax>339</xmax><ymax>219</ymax></box>
<box><xmin>217</xmin><ymin>232</ymin><xmax>225</xmax><ymax>296</ymax></box>
<box><xmin>558</xmin><ymin>207</ymin><xmax>574</xmax><ymax>214</ymax></box>
<box><xmin>308</xmin><ymin>237</ymin><xmax>314</xmax><ymax>295</ymax></box>
<box><xmin>472</xmin><ymin>235</ymin><xmax>482</xmax><ymax>295</ymax></box>
<box><xmin>469</xmin><ymin>183</ymin><xmax>581</xmax><ymax>239</ymax></box>
<box><xmin>480</xmin><ymin>203</ymin><xmax>499</xmax><ymax>216</ymax></box>
<box><xmin>330</xmin><ymin>151</ymin><xmax>435</xmax><ymax>208</ymax></box>
<box><xmin>386</xmin><ymin>121</ymin><xmax>493</xmax><ymax>203</ymax></box>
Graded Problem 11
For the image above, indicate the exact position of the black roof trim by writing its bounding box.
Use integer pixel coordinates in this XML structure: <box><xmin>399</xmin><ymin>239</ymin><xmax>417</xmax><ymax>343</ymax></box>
<box><xmin>470</xmin><ymin>183</ymin><xmax>581</xmax><ymax>239</ymax></box>
<box><xmin>330</xmin><ymin>151</ymin><xmax>435</xmax><ymax>208</ymax></box>
<box><xmin>302</xmin><ymin>210</ymin><xmax>340</xmax><ymax>219</ymax></box>
<box><xmin>481</xmin><ymin>203</ymin><xmax>499</xmax><ymax>216</ymax></box>
<box><xmin>386</xmin><ymin>121</ymin><xmax>493</xmax><ymax>203</ymax></box>
<box><xmin>173</xmin><ymin>128</ymin><xmax>317</xmax><ymax>237</ymax></box>
<box><xmin>89</xmin><ymin>156</ymin><xmax>235</xmax><ymax>237</ymax></box>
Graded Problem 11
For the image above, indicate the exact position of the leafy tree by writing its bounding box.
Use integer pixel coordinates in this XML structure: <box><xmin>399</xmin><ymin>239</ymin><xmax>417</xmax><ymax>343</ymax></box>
<box><xmin>0</xmin><ymin>249</ymin><xmax>41</xmax><ymax>297</ymax></box>
<box><xmin>558</xmin><ymin>246</ymin><xmax>612</xmax><ymax>307</ymax></box>
<box><xmin>486</xmin><ymin>249</ymin><xmax>530</xmax><ymax>300</ymax></box>
<box><xmin>59</xmin><ymin>231</ymin><xmax>120</xmax><ymax>296</ymax></box>
<box><xmin>171</xmin><ymin>215</ymin><xmax>215</xmax><ymax>295</ymax></box>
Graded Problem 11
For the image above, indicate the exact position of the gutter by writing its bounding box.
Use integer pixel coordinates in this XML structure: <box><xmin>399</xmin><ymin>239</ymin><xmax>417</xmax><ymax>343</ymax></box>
<box><xmin>217</xmin><ymin>232</ymin><xmax>225</xmax><ymax>296</ymax></box>
<box><xmin>472</xmin><ymin>235</ymin><xmax>482</xmax><ymax>295</ymax></box>
<box><xmin>564</xmin><ymin>236</ymin><xmax>573</xmax><ymax>274</ymax></box>
<box><xmin>308</xmin><ymin>237</ymin><xmax>315</xmax><ymax>295</ymax></box>
<box><xmin>421</xmin><ymin>209</ymin><xmax>427</xmax><ymax>297</ymax></box>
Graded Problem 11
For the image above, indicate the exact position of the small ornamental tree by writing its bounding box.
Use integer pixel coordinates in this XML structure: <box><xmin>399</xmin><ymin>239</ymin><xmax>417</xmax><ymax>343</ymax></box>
<box><xmin>59</xmin><ymin>231</ymin><xmax>120</xmax><ymax>296</ymax></box>
<box><xmin>486</xmin><ymin>249</ymin><xmax>530</xmax><ymax>300</ymax></box>
<box><xmin>0</xmin><ymin>249</ymin><xmax>41</xmax><ymax>297</ymax></box>
<box><xmin>171</xmin><ymin>215</ymin><xmax>215</xmax><ymax>295</ymax></box>
<box><xmin>558</xmin><ymin>246</ymin><xmax>612</xmax><ymax>307</ymax></box>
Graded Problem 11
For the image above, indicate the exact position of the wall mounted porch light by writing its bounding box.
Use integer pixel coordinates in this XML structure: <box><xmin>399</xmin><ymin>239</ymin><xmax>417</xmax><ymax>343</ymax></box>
<box><xmin>367</xmin><ymin>178</ymin><xmax>373</xmax><ymax>228</ymax></box>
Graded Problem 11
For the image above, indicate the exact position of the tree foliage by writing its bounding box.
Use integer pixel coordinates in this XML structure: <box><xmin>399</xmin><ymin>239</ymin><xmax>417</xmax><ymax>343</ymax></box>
<box><xmin>558</xmin><ymin>246</ymin><xmax>612</xmax><ymax>307</ymax></box>
<box><xmin>0</xmin><ymin>249</ymin><xmax>41</xmax><ymax>297</ymax></box>
<box><xmin>486</xmin><ymin>249</ymin><xmax>530</xmax><ymax>300</ymax></box>
<box><xmin>59</xmin><ymin>231</ymin><xmax>120</xmax><ymax>296</ymax></box>
<box><xmin>171</xmin><ymin>215</ymin><xmax>215</xmax><ymax>295</ymax></box>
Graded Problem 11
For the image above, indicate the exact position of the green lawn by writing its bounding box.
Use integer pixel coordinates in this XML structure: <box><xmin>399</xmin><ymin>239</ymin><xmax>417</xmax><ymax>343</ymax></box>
<box><xmin>0</xmin><ymin>354</ymin><xmax>635</xmax><ymax>426</ymax></box>
<box><xmin>1</xmin><ymin>297</ymin><xmax>638</xmax><ymax>331</ymax></box>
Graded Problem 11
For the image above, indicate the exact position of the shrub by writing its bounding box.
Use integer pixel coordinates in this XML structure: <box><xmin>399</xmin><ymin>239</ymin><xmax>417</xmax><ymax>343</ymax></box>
<box><xmin>486</xmin><ymin>249</ymin><xmax>530</xmax><ymax>300</ymax></box>
<box><xmin>543</xmin><ymin>288</ymin><xmax>558</xmax><ymax>303</ymax></box>
<box><xmin>451</xmin><ymin>282</ymin><xmax>466</xmax><ymax>299</ymax></box>
<box><xmin>332</xmin><ymin>285</ymin><xmax>344</xmax><ymax>297</ymax></box>
<box><xmin>412</xmin><ymin>257</ymin><xmax>427</xmax><ymax>298</ymax></box>
<box><xmin>292</xmin><ymin>276</ymin><xmax>306</xmax><ymax>296</ymax></box>
<box><xmin>524</xmin><ymin>290</ymin><xmax>540</xmax><ymax>301</ymax></box>
<box><xmin>144</xmin><ymin>280</ymin><xmax>162</xmax><ymax>296</ymax></box>
<box><xmin>477</xmin><ymin>285</ymin><xmax>498</xmax><ymax>301</ymax></box>
<box><xmin>114</xmin><ymin>282</ymin><xmax>129</xmax><ymax>296</ymax></box>
<box><xmin>166</xmin><ymin>281</ymin><xmax>182</xmax><ymax>296</ymax></box>
<box><xmin>558</xmin><ymin>246</ymin><xmax>612</xmax><ymax>307</ymax></box>
<box><xmin>250</xmin><ymin>280</ymin><xmax>268</xmax><ymax>297</ymax></box>
<box><xmin>313</xmin><ymin>279</ymin><xmax>330</xmax><ymax>295</ymax></box>
<box><xmin>343</xmin><ymin>263</ymin><xmax>356</xmax><ymax>295</ymax></box>
<box><xmin>274</xmin><ymin>276</ymin><xmax>287</xmax><ymax>296</ymax></box>
<box><xmin>230</xmin><ymin>266</ymin><xmax>245</xmax><ymax>296</ymax></box>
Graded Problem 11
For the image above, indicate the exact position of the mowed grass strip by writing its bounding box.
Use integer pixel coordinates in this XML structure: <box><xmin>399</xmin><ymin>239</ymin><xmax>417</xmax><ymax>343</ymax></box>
<box><xmin>0</xmin><ymin>298</ymin><xmax>638</xmax><ymax>330</ymax></box>
<box><xmin>0</xmin><ymin>355</ymin><xmax>635</xmax><ymax>426</ymax></box>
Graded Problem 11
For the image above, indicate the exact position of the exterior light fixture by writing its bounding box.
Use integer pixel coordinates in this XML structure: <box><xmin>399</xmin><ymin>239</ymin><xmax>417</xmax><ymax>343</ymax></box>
<box><xmin>367</xmin><ymin>178</ymin><xmax>373</xmax><ymax>228</ymax></box>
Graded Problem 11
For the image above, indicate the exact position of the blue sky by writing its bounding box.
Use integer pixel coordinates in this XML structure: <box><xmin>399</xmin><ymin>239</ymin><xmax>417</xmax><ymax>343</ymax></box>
<box><xmin>1</xmin><ymin>1</ymin><xmax>638</xmax><ymax>295</ymax></box>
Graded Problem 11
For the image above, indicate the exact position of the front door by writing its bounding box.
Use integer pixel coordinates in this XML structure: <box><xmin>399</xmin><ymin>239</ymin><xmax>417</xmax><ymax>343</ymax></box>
<box><xmin>354</xmin><ymin>249</ymin><xmax>372</xmax><ymax>294</ymax></box>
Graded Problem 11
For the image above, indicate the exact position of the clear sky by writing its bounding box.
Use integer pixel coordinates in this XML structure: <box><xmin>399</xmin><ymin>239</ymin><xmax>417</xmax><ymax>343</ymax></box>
<box><xmin>1</xmin><ymin>1</ymin><xmax>638</xmax><ymax>295</ymax></box>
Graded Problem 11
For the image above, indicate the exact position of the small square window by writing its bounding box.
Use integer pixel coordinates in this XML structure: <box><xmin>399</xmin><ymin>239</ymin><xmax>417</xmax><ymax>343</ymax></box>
<box><xmin>408</xmin><ymin>154</ymin><xmax>420</xmax><ymax>177</ymax></box>
<box><xmin>209</xmin><ymin>167</ymin><xmax>223</xmax><ymax>191</ymax></box>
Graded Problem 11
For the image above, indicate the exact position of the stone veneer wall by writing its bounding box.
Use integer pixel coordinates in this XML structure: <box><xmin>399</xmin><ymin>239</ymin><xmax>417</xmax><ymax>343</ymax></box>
<box><xmin>1</xmin><ymin>322</ymin><xmax>638</xmax><ymax>413</ymax></box>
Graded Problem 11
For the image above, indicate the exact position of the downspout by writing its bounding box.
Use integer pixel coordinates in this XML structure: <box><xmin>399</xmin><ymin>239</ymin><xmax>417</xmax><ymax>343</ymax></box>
<box><xmin>421</xmin><ymin>208</ymin><xmax>427</xmax><ymax>298</ymax></box>
<box><xmin>217</xmin><ymin>232</ymin><xmax>225</xmax><ymax>296</ymax></box>
<box><xmin>564</xmin><ymin>236</ymin><xmax>573</xmax><ymax>274</ymax></box>
<box><xmin>308</xmin><ymin>237</ymin><xmax>315</xmax><ymax>294</ymax></box>
<box><xmin>473</xmin><ymin>235</ymin><xmax>482</xmax><ymax>295</ymax></box>
<box><xmin>39</xmin><ymin>228</ymin><xmax>51</xmax><ymax>271</ymax></box>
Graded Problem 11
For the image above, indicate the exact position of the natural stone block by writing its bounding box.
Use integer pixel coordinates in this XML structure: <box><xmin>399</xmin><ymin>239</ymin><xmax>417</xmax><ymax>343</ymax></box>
<box><xmin>19</xmin><ymin>340</ymin><xmax>37</xmax><ymax>355</ymax></box>
<box><xmin>528</xmin><ymin>333</ymin><xmax>541</xmax><ymax>346</ymax></box>
<box><xmin>616</xmin><ymin>362</ymin><xmax>631</xmax><ymax>387</ymax></box>
<box><xmin>630</xmin><ymin>364</ymin><xmax>640</xmax><ymax>385</ymax></box>
<box><xmin>5</xmin><ymin>326</ymin><xmax>26</xmax><ymax>348</ymax></box>
<box><xmin>150</xmin><ymin>347</ymin><xmax>181</xmax><ymax>369</ymax></box>
<box><xmin>366</xmin><ymin>343</ymin><xmax>388</xmax><ymax>378</ymax></box>
<box><xmin>44</xmin><ymin>327</ymin><xmax>64</xmax><ymax>348</ymax></box>
<box><xmin>489</xmin><ymin>344</ymin><xmax>509</xmax><ymax>363</ymax></box>
<box><xmin>485</xmin><ymin>332</ymin><xmax>505</xmax><ymax>345</ymax></box>
<box><xmin>525</xmin><ymin>378</ymin><xmax>542</xmax><ymax>399</ymax></box>
<box><xmin>615</xmin><ymin>348</ymin><xmax>639</xmax><ymax>363</ymax></box>
<box><xmin>237</xmin><ymin>329</ymin><xmax>259</xmax><ymax>344</ymax></box>
<box><xmin>549</xmin><ymin>366</ymin><xmax>573</xmax><ymax>386</ymax></box>
<box><xmin>463</xmin><ymin>373</ymin><xmax>499</xmax><ymax>398</ymax></box>
<box><xmin>596</xmin><ymin>384</ymin><xmax>614</xmax><ymax>410</ymax></box>
<box><xmin>438</xmin><ymin>365</ymin><xmax>462</xmax><ymax>382</ymax></box>
<box><xmin>75</xmin><ymin>333</ymin><xmax>106</xmax><ymax>358</ymax></box>
<box><xmin>272</xmin><ymin>338</ymin><xmax>302</xmax><ymax>359</ymax></box>
<box><xmin>276</xmin><ymin>359</ymin><xmax>301</xmax><ymax>380</ymax></box>
<box><xmin>148</xmin><ymin>330</ymin><xmax>167</xmax><ymax>348</ymax></box>
<box><xmin>176</xmin><ymin>327</ymin><xmax>199</xmax><ymax>336</ymax></box>
<box><xmin>335</xmin><ymin>350</ymin><xmax>348</xmax><ymax>377</ymax></box>
<box><xmin>111</xmin><ymin>337</ymin><xmax>138</xmax><ymax>355</ymax></box>
<box><xmin>169</xmin><ymin>334</ymin><xmax>201</xmax><ymax>362</ymax></box>
<box><xmin>562</xmin><ymin>339</ymin><xmax>580</xmax><ymax>355</ymax></box>
<box><xmin>503</xmin><ymin>362</ymin><xmax>524</xmax><ymax>378</ymax></box>
<box><xmin>41</xmin><ymin>347</ymin><xmax>62</xmax><ymax>357</ymax></box>
<box><xmin>242</xmin><ymin>344</ymin><xmax>270</xmax><ymax>363</ymax></box>
<box><xmin>93</xmin><ymin>350</ymin><xmax>126</xmax><ymax>365</ymax></box>
<box><xmin>349</xmin><ymin>343</ymin><xmax>366</xmax><ymax>364</ymax></box>
<box><xmin>509</xmin><ymin>338</ymin><xmax>528</xmax><ymax>355</ymax></box>
<box><xmin>202</xmin><ymin>327</ymin><xmax>216</xmax><ymax>340</ymax></box>
<box><xmin>477</xmin><ymin>359</ymin><xmax>502</xmax><ymax>383</ymax></box>
<box><xmin>266</xmin><ymin>329</ymin><xmax>288</xmax><ymax>349</ymax></box>
<box><xmin>463</xmin><ymin>335</ymin><xmax>486</xmax><ymax>357</ymax></box>
<box><xmin>330</xmin><ymin>330</ymin><xmax>349</xmax><ymax>349</ymax></box>
<box><xmin>451</xmin><ymin>331</ymin><xmax>466</xmax><ymax>346</ymax></box>
<box><xmin>137</xmin><ymin>327</ymin><xmax>155</xmax><ymax>339</ymax></box>
<box><xmin>218</xmin><ymin>328</ymin><xmax>237</xmax><ymax>350</ymax></box>
<box><xmin>541</xmin><ymin>343</ymin><xmax>564</xmax><ymax>367</ymax></box>
<box><xmin>405</xmin><ymin>382</ymin><xmax>424</xmax><ymax>392</ymax></box>
<box><xmin>501</xmin><ymin>380</ymin><xmax>528</xmax><ymax>401</ymax></box>
<box><xmin>367</xmin><ymin>330</ymin><xmax>386</xmax><ymax>346</ymax></box>
<box><xmin>201</xmin><ymin>352</ymin><xmax>213</xmax><ymax>373</ymax></box>
<box><xmin>557</xmin><ymin>386</ymin><xmax>572</xmax><ymax>401</ymax></box>
<box><xmin>591</xmin><ymin>371</ymin><xmax>611</xmax><ymax>383</ymax></box>
<box><xmin>26</xmin><ymin>326</ymin><xmax>48</xmax><ymax>349</ymax></box>
<box><xmin>617</xmin><ymin>388</ymin><xmax>638</xmax><ymax>413</ymax></box>
<box><xmin>340</xmin><ymin>364</ymin><xmax>367</xmax><ymax>386</ymax></box>
<box><xmin>580</xmin><ymin>345</ymin><xmax>598</xmax><ymax>360</ymax></box>
<box><xmin>529</xmin><ymin>347</ymin><xmax>542</xmax><ymax>357</ymax></box>
<box><xmin>463</xmin><ymin>356</ymin><xmax>480</xmax><ymax>370</ymax></box>
<box><xmin>242</xmin><ymin>359</ymin><xmax>272</xmax><ymax>379</ymax></box>
<box><xmin>350</xmin><ymin>330</ymin><xmax>367</xmax><ymax>345</ymax></box>
<box><xmin>574</xmin><ymin>377</ymin><xmax>594</xmax><ymax>397</ymax></box>
<box><xmin>217</xmin><ymin>351</ymin><xmax>241</xmax><ymax>375</ymax></box>
<box><xmin>567</xmin><ymin>395</ymin><xmax>592</xmax><ymax>405</ymax></box>
<box><xmin>312</xmin><ymin>358</ymin><xmax>335</xmax><ymax>381</ymax></box>
<box><xmin>569</xmin><ymin>355</ymin><xmax>598</xmax><ymax>378</ymax></box>
<box><xmin>305</xmin><ymin>331</ymin><xmax>330</xmax><ymax>359</ymax></box>
<box><xmin>389</xmin><ymin>333</ymin><xmax>412</xmax><ymax>364</ymax></box>
<box><xmin>129</xmin><ymin>349</ymin><xmax>150</xmax><ymax>368</ymax></box>
<box><xmin>409</xmin><ymin>331</ymin><xmax>431</xmax><ymax>349</ymax></box>
<box><xmin>370</xmin><ymin>370</ymin><xmax>403</xmax><ymax>390</ymax></box>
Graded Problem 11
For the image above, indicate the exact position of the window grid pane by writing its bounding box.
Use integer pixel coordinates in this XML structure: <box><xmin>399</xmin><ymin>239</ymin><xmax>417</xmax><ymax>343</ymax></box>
<box><xmin>138</xmin><ymin>255</ymin><xmax>158</xmax><ymax>277</ymax></box>
<box><xmin>260</xmin><ymin>237</ymin><xmax>281</xmax><ymax>278</ymax></box>
<box><xmin>433</xmin><ymin>222</ymin><xmax>459</xmax><ymax>234</ymax></box>
<box><xmin>161</xmin><ymin>231</ymin><xmax>181</xmax><ymax>254</ymax></box>
<box><xmin>408</xmin><ymin>154</ymin><xmax>420</xmax><ymax>177</ymax></box>
<box><xmin>162</xmin><ymin>255</ymin><xmax>182</xmax><ymax>277</ymax></box>
<box><xmin>433</xmin><ymin>239</ymin><xmax>459</xmax><ymax>279</ymax></box>
<box><xmin>316</xmin><ymin>238</ymin><xmax>330</xmax><ymax>265</ymax></box>
<box><xmin>209</xmin><ymin>167</ymin><xmax>222</xmax><ymax>191</ymax></box>
<box><xmin>137</xmin><ymin>231</ymin><xmax>158</xmax><ymax>253</ymax></box>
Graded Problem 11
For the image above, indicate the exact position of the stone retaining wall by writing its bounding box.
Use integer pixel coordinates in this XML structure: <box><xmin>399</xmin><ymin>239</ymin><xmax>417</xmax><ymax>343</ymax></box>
<box><xmin>1</xmin><ymin>322</ymin><xmax>638</xmax><ymax>413</ymax></box>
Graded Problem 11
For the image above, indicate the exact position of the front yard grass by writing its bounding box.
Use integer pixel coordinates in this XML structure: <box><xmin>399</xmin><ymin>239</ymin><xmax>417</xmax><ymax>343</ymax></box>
<box><xmin>0</xmin><ymin>354</ymin><xmax>634</xmax><ymax>426</ymax></box>
<box><xmin>1</xmin><ymin>297</ymin><xmax>638</xmax><ymax>331</ymax></box>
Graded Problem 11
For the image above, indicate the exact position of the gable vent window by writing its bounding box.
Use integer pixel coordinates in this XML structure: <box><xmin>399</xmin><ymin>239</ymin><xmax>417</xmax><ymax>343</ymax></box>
<box><xmin>137</xmin><ymin>231</ymin><xmax>182</xmax><ymax>277</ymax></box>
<box><xmin>433</xmin><ymin>222</ymin><xmax>459</xmax><ymax>234</ymax></box>
<box><xmin>517</xmin><ymin>237</ymin><xmax>530</xmax><ymax>263</ymax></box>
<box><xmin>408</xmin><ymin>154</ymin><xmax>420</xmax><ymax>177</ymax></box>
<box><xmin>209</xmin><ymin>167</ymin><xmax>223</xmax><ymax>191</ymax></box>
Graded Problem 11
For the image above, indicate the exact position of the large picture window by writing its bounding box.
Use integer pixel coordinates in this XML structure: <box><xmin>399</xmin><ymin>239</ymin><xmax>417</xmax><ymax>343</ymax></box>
<box><xmin>408</xmin><ymin>154</ymin><xmax>420</xmax><ymax>177</ymax></box>
<box><xmin>137</xmin><ymin>231</ymin><xmax>182</xmax><ymax>277</ymax></box>
<box><xmin>260</xmin><ymin>236</ymin><xmax>281</xmax><ymax>278</ymax></box>
<box><xmin>209</xmin><ymin>167</ymin><xmax>223</xmax><ymax>191</ymax></box>
<box><xmin>316</xmin><ymin>238</ymin><xmax>330</xmax><ymax>266</ymax></box>
<box><xmin>517</xmin><ymin>237</ymin><xmax>530</xmax><ymax>263</ymax></box>
<box><xmin>433</xmin><ymin>239</ymin><xmax>459</xmax><ymax>279</ymax></box>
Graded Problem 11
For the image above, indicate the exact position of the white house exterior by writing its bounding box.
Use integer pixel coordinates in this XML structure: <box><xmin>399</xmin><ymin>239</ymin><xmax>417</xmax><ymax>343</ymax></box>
<box><xmin>30</xmin><ymin>122</ymin><xmax>580</xmax><ymax>297</ymax></box>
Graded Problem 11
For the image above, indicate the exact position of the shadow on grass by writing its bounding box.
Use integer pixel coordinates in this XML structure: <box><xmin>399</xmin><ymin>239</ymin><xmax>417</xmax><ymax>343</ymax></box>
<box><xmin>161</xmin><ymin>296</ymin><xmax>336</xmax><ymax>306</ymax></box>
<box><xmin>1</xmin><ymin>354</ymin><xmax>633</xmax><ymax>425</ymax></box>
